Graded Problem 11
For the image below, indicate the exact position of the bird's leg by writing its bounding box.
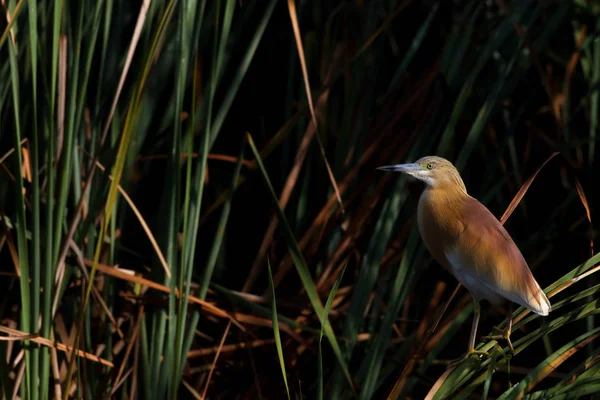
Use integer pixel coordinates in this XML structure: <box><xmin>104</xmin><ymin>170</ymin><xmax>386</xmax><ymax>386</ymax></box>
<box><xmin>482</xmin><ymin>303</ymin><xmax>515</xmax><ymax>355</ymax></box>
<box><xmin>447</xmin><ymin>300</ymin><xmax>488</xmax><ymax>368</ymax></box>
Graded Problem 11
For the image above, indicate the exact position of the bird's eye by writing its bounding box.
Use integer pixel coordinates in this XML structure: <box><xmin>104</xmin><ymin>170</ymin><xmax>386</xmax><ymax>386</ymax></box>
<box><xmin>426</xmin><ymin>163</ymin><xmax>434</xmax><ymax>170</ymax></box>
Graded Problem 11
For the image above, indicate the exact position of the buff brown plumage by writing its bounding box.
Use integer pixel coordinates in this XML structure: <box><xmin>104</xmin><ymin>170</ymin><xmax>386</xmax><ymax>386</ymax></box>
<box><xmin>378</xmin><ymin>156</ymin><xmax>550</xmax><ymax>365</ymax></box>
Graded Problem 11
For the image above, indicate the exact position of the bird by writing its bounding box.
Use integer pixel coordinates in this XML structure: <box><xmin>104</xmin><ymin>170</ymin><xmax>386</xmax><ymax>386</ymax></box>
<box><xmin>377</xmin><ymin>155</ymin><xmax>550</xmax><ymax>365</ymax></box>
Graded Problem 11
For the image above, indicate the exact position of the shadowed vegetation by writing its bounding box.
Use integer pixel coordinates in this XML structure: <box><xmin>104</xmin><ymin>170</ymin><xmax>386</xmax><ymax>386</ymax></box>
<box><xmin>0</xmin><ymin>0</ymin><xmax>599</xmax><ymax>398</ymax></box>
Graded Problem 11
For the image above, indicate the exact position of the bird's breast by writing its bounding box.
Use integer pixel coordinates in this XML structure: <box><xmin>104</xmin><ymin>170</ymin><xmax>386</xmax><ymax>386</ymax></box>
<box><xmin>416</xmin><ymin>188</ymin><xmax>467</xmax><ymax>271</ymax></box>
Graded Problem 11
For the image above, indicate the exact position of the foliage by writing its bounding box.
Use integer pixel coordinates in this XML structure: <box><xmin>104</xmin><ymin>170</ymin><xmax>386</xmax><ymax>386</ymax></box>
<box><xmin>0</xmin><ymin>0</ymin><xmax>599</xmax><ymax>398</ymax></box>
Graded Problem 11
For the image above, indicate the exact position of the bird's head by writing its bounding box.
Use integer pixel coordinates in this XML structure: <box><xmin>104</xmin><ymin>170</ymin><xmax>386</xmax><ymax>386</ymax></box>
<box><xmin>377</xmin><ymin>156</ymin><xmax>467</xmax><ymax>192</ymax></box>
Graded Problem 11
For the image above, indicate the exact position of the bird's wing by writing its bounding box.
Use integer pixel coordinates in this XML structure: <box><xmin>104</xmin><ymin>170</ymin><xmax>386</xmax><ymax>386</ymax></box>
<box><xmin>448</xmin><ymin>197</ymin><xmax>551</xmax><ymax>315</ymax></box>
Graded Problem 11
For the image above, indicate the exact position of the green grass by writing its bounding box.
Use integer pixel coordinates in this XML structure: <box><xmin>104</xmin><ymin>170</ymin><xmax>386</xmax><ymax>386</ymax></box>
<box><xmin>0</xmin><ymin>0</ymin><xmax>600</xmax><ymax>398</ymax></box>
<box><xmin>267</xmin><ymin>258</ymin><xmax>291</xmax><ymax>399</ymax></box>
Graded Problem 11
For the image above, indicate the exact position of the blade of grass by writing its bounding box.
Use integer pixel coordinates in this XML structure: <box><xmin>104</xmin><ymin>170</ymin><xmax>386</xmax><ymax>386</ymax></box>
<box><xmin>174</xmin><ymin>3</ymin><xmax>210</xmax><ymax>391</ymax></box>
<box><xmin>171</xmin><ymin>0</ymin><xmax>205</xmax><ymax>396</ymax></box>
<box><xmin>318</xmin><ymin>262</ymin><xmax>347</xmax><ymax>400</ymax></box>
<box><xmin>199</xmin><ymin>141</ymin><xmax>244</xmax><ymax>299</ymax></box>
<box><xmin>27</xmin><ymin>0</ymin><xmax>41</xmax><ymax>395</ymax></box>
<box><xmin>5</xmin><ymin>1</ymin><xmax>32</xmax><ymax>396</ymax></box>
<box><xmin>40</xmin><ymin>1</ymin><xmax>64</xmax><ymax>394</ymax></box>
<box><xmin>268</xmin><ymin>259</ymin><xmax>291</xmax><ymax>400</ymax></box>
<box><xmin>482</xmin><ymin>349</ymin><xmax>499</xmax><ymax>400</ymax></box>
<box><xmin>176</xmin><ymin>42</ymin><xmax>207</xmax><ymax>394</ymax></box>
<box><xmin>526</xmin><ymin>376</ymin><xmax>600</xmax><ymax>400</ymax></box>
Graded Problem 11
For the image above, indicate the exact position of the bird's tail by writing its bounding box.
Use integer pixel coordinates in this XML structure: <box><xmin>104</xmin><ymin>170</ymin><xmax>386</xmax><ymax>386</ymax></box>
<box><xmin>526</xmin><ymin>279</ymin><xmax>551</xmax><ymax>316</ymax></box>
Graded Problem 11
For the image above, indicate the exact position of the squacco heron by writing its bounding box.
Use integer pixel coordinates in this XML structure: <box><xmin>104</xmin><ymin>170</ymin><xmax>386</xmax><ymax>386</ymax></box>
<box><xmin>378</xmin><ymin>156</ymin><xmax>550</xmax><ymax>364</ymax></box>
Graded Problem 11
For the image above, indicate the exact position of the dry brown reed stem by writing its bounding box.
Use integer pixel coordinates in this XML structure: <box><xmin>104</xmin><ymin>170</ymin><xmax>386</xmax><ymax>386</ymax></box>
<box><xmin>0</xmin><ymin>325</ymin><xmax>113</xmax><ymax>367</ymax></box>
<box><xmin>138</xmin><ymin>153</ymin><xmax>254</xmax><ymax>167</ymax></box>
<box><xmin>111</xmin><ymin>306</ymin><xmax>144</xmax><ymax>396</ymax></box>
<box><xmin>188</xmin><ymin>338</ymin><xmax>276</xmax><ymax>359</ymax></box>
<box><xmin>84</xmin><ymin>259</ymin><xmax>233</xmax><ymax>320</ymax></box>
<box><xmin>202</xmin><ymin>321</ymin><xmax>232</xmax><ymax>400</ymax></box>
<box><xmin>287</xmin><ymin>0</ymin><xmax>345</xmax><ymax>215</ymax></box>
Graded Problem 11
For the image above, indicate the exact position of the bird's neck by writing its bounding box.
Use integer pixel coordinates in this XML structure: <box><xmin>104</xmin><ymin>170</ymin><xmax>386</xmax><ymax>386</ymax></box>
<box><xmin>432</xmin><ymin>174</ymin><xmax>468</xmax><ymax>194</ymax></box>
<box><xmin>422</xmin><ymin>185</ymin><xmax>469</xmax><ymax>208</ymax></box>
<box><xmin>427</xmin><ymin>179</ymin><xmax>469</xmax><ymax>197</ymax></box>
<box><xmin>418</xmin><ymin>185</ymin><xmax>470</xmax><ymax>235</ymax></box>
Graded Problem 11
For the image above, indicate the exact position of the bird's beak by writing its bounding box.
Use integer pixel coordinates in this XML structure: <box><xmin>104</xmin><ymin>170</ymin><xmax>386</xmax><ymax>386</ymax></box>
<box><xmin>376</xmin><ymin>163</ymin><xmax>423</xmax><ymax>174</ymax></box>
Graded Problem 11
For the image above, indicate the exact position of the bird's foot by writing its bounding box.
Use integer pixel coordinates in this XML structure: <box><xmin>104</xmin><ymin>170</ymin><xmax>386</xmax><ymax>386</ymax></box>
<box><xmin>446</xmin><ymin>349</ymin><xmax>489</xmax><ymax>369</ymax></box>
<box><xmin>482</xmin><ymin>327</ymin><xmax>515</xmax><ymax>355</ymax></box>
